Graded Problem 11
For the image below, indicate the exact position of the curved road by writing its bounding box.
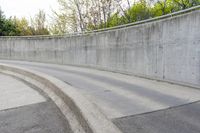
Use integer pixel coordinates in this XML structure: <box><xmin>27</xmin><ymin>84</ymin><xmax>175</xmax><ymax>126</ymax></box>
<box><xmin>1</xmin><ymin>60</ymin><xmax>200</xmax><ymax>133</ymax></box>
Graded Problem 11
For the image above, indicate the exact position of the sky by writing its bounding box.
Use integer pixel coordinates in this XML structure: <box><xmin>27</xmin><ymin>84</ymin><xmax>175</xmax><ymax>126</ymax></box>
<box><xmin>0</xmin><ymin>0</ymin><xmax>59</xmax><ymax>19</ymax></box>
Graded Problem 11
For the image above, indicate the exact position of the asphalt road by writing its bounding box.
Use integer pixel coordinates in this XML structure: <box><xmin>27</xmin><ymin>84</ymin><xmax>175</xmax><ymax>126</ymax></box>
<box><xmin>113</xmin><ymin>101</ymin><xmax>200</xmax><ymax>133</ymax></box>
<box><xmin>0</xmin><ymin>101</ymin><xmax>72</xmax><ymax>133</ymax></box>
<box><xmin>1</xmin><ymin>60</ymin><xmax>200</xmax><ymax>133</ymax></box>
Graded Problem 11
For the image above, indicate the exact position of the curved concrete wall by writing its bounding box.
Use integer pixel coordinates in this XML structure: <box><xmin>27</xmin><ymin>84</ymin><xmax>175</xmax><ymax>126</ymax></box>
<box><xmin>0</xmin><ymin>10</ymin><xmax>200</xmax><ymax>87</ymax></box>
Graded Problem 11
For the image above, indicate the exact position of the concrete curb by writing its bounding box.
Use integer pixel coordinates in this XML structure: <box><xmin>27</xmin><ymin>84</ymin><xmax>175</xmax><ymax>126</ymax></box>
<box><xmin>0</xmin><ymin>63</ymin><xmax>122</xmax><ymax>133</ymax></box>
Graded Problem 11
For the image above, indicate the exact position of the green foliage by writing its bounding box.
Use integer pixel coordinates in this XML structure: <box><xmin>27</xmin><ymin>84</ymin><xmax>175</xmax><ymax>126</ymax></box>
<box><xmin>92</xmin><ymin>0</ymin><xmax>200</xmax><ymax>30</ymax></box>
<box><xmin>127</xmin><ymin>0</ymin><xmax>151</xmax><ymax>22</ymax></box>
<box><xmin>151</xmin><ymin>0</ymin><xmax>176</xmax><ymax>16</ymax></box>
<box><xmin>173</xmin><ymin>0</ymin><xmax>200</xmax><ymax>9</ymax></box>
<box><xmin>106</xmin><ymin>13</ymin><xmax>124</xmax><ymax>28</ymax></box>
<box><xmin>1</xmin><ymin>0</ymin><xmax>200</xmax><ymax>35</ymax></box>
<box><xmin>0</xmin><ymin>8</ymin><xmax>50</xmax><ymax>36</ymax></box>
<box><xmin>0</xmin><ymin>9</ymin><xmax>20</xmax><ymax>36</ymax></box>
<box><xmin>12</xmin><ymin>17</ymin><xmax>33</xmax><ymax>36</ymax></box>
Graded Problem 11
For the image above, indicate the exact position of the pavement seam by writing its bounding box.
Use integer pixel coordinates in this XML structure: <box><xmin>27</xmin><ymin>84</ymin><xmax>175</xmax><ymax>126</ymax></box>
<box><xmin>114</xmin><ymin>100</ymin><xmax>200</xmax><ymax>120</ymax></box>
<box><xmin>0</xmin><ymin>101</ymin><xmax>48</xmax><ymax>113</ymax></box>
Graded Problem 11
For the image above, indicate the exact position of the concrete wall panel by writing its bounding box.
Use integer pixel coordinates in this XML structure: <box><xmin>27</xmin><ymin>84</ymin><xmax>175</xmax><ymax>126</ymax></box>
<box><xmin>0</xmin><ymin>10</ymin><xmax>199</xmax><ymax>87</ymax></box>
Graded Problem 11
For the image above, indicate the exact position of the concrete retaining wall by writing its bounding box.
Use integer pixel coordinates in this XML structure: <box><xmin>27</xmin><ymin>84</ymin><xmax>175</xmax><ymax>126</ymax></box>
<box><xmin>0</xmin><ymin>10</ymin><xmax>200</xmax><ymax>87</ymax></box>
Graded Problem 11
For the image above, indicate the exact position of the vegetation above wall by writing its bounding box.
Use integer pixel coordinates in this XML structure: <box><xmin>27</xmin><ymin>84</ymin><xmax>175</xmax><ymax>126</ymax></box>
<box><xmin>0</xmin><ymin>9</ymin><xmax>49</xmax><ymax>36</ymax></box>
<box><xmin>0</xmin><ymin>0</ymin><xmax>200</xmax><ymax>36</ymax></box>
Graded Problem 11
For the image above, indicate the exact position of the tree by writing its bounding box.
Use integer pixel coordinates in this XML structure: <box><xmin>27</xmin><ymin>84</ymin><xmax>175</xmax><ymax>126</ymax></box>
<box><xmin>12</xmin><ymin>17</ymin><xmax>33</xmax><ymax>36</ymax></box>
<box><xmin>0</xmin><ymin>8</ymin><xmax>20</xmax><ymax>36</ymax></box>
<box><xmin>0</xmin><ymin>8</ymin><xmax>5</xmax><ymax>35</ymax></box>
<box><xmin>173</xmin><ymin>0</ymin><xmax>200</xmax><ymax>9</ymax></box>
<box><xmin>151</xmin><ymin>0</ymin><xmax>176</xmax><ymax>16</ymax></box>
<box><xmin>114</xmin><ymin>0</ymin><xmax>132</xmax><ymax>23</ymax></box>
<box><xmin>50</xmin><ymin>5</ymin><xmax>78</xmax><ymax>34</ymax></box>
<box><xmin>127</xmin><ymin>0</ymin><xmax>151</xmax><ymax>22</ymax></box>
<box><xmin>50</xmin><ymin>0</ymin><xmax>115</xmax><ymax>33</ymax></box>
<box><xmin>49</xmin><ymin>0</ymin><xmax>80</xmax><ymax>34</ymax></box>
<box><xmin>31</xmin><ymin>10</ymin><xmax>49</xmax><ymax>35</ymax></box>
<box><xmin>50</xmin><ymin>0</ymin><xmax>199</xmax><ymax>33</ymax></box>
<box><xmin>106</xmin><ymin>12</ymin><xmax>123</xmax><ymax>27</ymax></box>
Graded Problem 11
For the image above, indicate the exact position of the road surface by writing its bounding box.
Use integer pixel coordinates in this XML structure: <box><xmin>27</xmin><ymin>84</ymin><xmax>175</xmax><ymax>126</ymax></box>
<box><xmin>0</xmin><ymin>73</ymin><xmax>72</xmax><ymax>133</ymax></box>
<box><xmin>1</xmin><ymin>60</ymin><xmax>200</xmax><ymax>133</ymax></box>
